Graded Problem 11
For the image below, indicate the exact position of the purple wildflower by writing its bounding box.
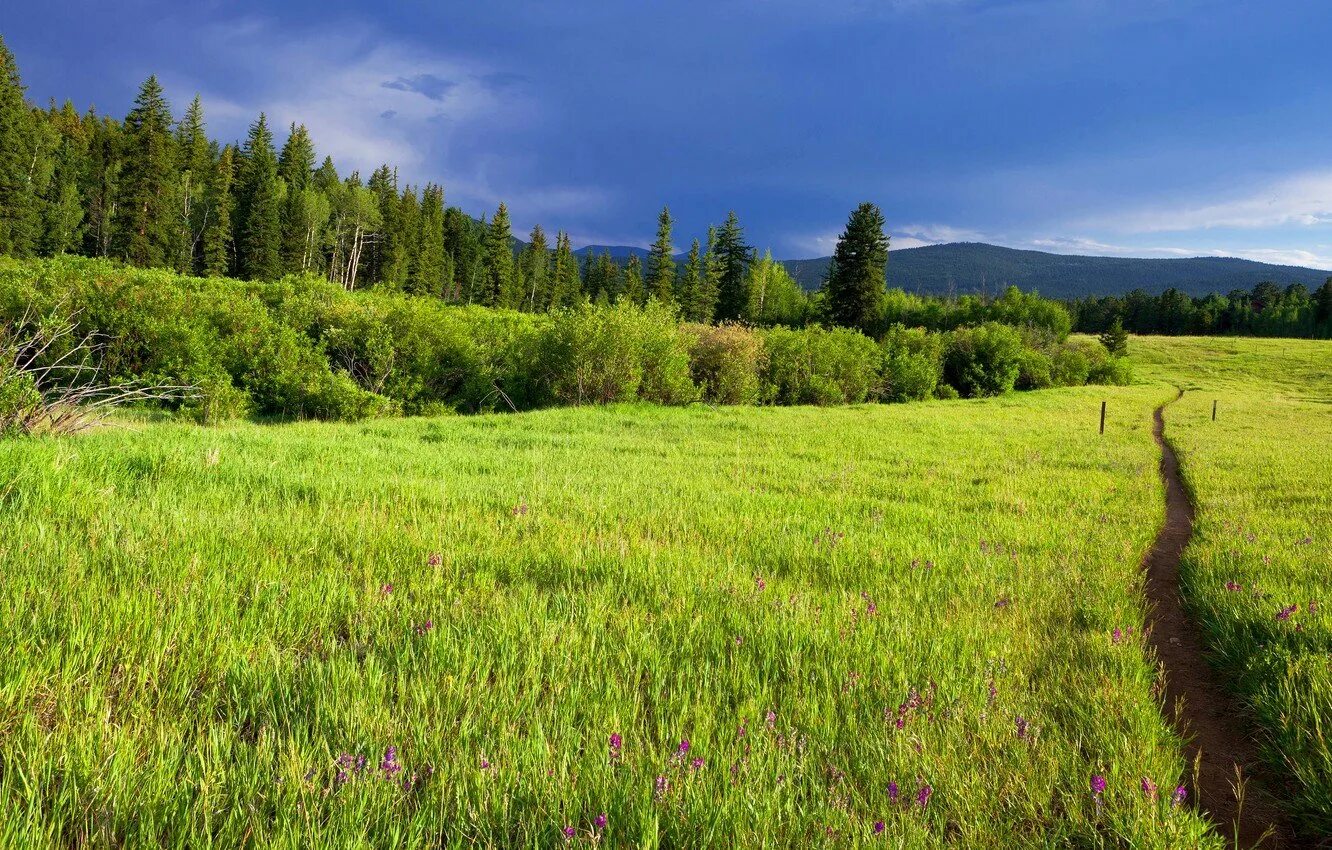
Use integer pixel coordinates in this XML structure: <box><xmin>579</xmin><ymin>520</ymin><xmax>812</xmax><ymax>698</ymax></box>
<box><xmin>609</xmin><ymin>732</ymin><xmax>623</xmax><ymax>761</ymax></box>
<box><xmin>479</xmin><ymin>757</ymin><xmax>491</xmax><ymax>770</ymax></box>
<box><xmin>887</xmin><ymin>781</ymin><xmax>899</xmax><ymax>803</ymax></box>
<box><xmin>427</xmin><ymin>552</ymin><xmax>442</xmax><ymax>567</ymax></box>
<box><xmin>1172</xmin><ymin>786</ymin><xmax>1187</xmax><ymax>808</ymax></box>
<box><xmin>594</xmin><ymin>813</ymin><xmax>607</xmax><ymax>830</ymax></box>
<box><xmin>1141</xmin><ymin>777</ymin><xmax>1157</xmax><ymax>800</ymax></box>
<box><xmin>1276</xmin><ymin>604</ymin><xmax>1299</xmax><ymax>622</ymax></box>
<box><xmin>916</xmin><ymin>784</ymin><xmax>932</xmax><ymax>809</ymax></box>
<box><xmin>755</xmin><ymin>576</ymin><xmax>767</xmax><ymax>591</ymax></box>
<box><xmin>380</xmin><ymin>746</ymin><xmax>402</xmax><ymax>778</ymax></box>
<box><xmin>873</xmin><ymin>820</ymin><xmax>885</xmax><ymax>834</ymax></box>
<box><xmin>765</xmin><ymin>710</ymin><xmax>777</xmax><ymax>730</ymax></box>
<box><xmin>1015</xmin><ymin>716</ymin><xmax>1029</xmax><ymax>740</ymax></box>
<box><xmin>994</xmin><ymin>596</ymin><xmax>1011</xmax><ymax>609</ymax></box>
<box><xmin>1225</xmin><ymin>581</ymin><xmax>1242</xmax><ymax>592</ymax></box>
<box><xmin>380</xmin><ymin>582</ymin><xmax>394</xmax><ymax>596</ymax></box>
<box><xmin>562</xmin><ymin>825</ymin><xmax>575</xmax><ymax>839</ymax></box>
<box><xmin>677</xmin><ymin>739</ymin><xmax>690</xmax><ymax>755</ymax></box>
<box><xmin>691</xmin><ymin>757</ymin><xmax>704</xmax><ymax>771</ymax></box>
<box><xmin>1111</xmin><ymin>627</ymin><xmax>1123</xmax><ymax>645</ymax></box>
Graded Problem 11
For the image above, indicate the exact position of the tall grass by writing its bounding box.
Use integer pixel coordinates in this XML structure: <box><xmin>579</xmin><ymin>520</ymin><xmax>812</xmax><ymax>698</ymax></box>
<box><xmin>0</xmin><ymin>376</ymin><xmax>1219</xmax><ymax>847</ymax></box>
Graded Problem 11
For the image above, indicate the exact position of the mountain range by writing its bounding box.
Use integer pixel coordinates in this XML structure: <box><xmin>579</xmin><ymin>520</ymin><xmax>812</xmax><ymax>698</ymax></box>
<box><xmin>569</xmin><ymin>241</ymin><xmax>1331</xmax><ymax>299</ymax></box>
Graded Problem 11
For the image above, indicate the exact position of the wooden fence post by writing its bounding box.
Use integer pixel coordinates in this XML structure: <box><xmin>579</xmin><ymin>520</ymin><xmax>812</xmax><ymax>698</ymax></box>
<box><xmin>1100</xmin><ymin>401</ymin><xmax>1106</xmax><ymax>435</ymax></box>
<box><xmin>1212</xmin><ymin>400</ymin><xmax>1217</xmax><ymax>421</ymax></box>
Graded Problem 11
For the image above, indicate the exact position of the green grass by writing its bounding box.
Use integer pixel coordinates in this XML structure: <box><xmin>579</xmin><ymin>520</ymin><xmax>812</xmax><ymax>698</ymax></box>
<box><xmin>1135</xmin><ymin>336</ymin><xmax>1332</xmax><ymax>835</ymax></box>
<box><xmin>2</xmin><ymin>336</ymin><xmax>1326</xmax><ymax>848</ymax></box>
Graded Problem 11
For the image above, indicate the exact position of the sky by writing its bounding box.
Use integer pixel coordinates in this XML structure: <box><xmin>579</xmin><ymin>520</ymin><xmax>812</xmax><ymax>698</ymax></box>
<box><xmin>6</xmin><ymin>0</ymin><xmax>1332</xmax><ymax>265</ymax></box>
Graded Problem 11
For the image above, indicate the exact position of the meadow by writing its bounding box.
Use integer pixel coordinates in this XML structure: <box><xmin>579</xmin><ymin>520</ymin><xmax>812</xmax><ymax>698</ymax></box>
<box><xmin>1136</xmin><ymin>337</ymin><xmax>1332</xmax><ymax>836</ymax></box>
<box><xmin>0</xmin><ymin>337</ymin><xmax>1326</xmax><ymax>847</ymax></box>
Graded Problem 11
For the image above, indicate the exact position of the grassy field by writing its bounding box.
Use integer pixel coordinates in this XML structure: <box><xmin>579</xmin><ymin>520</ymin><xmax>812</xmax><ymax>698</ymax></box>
<box><xmin>0</xmin><ymin>336</ymin><xmax>1324</xmax><ymax>847</ymax></box>
<box><xmin>1135</xmin><ymin>337</ymin><xmax>1332</xmax><ymax>836</ymax></box>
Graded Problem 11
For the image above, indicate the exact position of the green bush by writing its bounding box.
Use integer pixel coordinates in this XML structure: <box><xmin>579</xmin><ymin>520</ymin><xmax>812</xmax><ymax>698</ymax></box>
<box><xmin>761</xmin><ymin>325</ymin><xmax>881</xmax><ymax>405</ymax></box>
<box><xmin>942</xmin><ymin>322</ymin><xmax>1025</xmax><ymax>398</ymax></box>
<box><xmin>879</xmin><ymin>325</ymin><xmax>942</xmax><ymax>402</ymax></box>
<box><xmin>685</xmin><ymin>323</ymin><xmax>765</xmax><ymax>405</ymax></box>
<box><xmin>1016</xmin><ymin>348</ymin><xmax>1055</xmax><ymax>390</ymax></box>
<box><xmin>1050</xmin><ymin>343</ymin><xmax>1091</xmax><ymax>387</ymax></box>
<box><xmin>537</xmin><ymin>302</ymin><xmax>695</xmax><ymax>407</ymax></box>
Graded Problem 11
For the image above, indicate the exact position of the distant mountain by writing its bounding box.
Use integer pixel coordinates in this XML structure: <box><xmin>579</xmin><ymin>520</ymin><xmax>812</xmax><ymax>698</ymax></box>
<box><xmin>782</xmin><ymin>242</ymin><xmax>1332</xmax><ymax>299</ymax></box>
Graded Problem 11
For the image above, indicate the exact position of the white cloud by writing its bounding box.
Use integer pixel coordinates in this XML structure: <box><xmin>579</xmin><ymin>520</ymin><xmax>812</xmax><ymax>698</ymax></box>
<box><xmin>897</xmin><ymin>223</ymin><xmax>989</xmax><ymax>244</ymax></box>
<box><xmin>1090</xmin><ymin>171</ymin><xmax>1332</xmax><ymax>233</ymax></box>
<box><xmin>162</xmin><ymin>18</ymin><xmax>609</xmax><ymax>225</ymax></box>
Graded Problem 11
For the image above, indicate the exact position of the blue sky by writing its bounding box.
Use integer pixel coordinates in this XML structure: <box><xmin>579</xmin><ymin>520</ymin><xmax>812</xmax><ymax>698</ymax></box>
<box><xmin>7</xmin><ymin>0</ymin><xmax>1332</xmax><ymax>265</ymax></box>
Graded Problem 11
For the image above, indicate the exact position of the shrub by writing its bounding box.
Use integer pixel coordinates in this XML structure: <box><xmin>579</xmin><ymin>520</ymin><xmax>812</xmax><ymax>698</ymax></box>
<box><xmin>1050</xmin><ymin>343</ymin><xmax>1091</xmax><ymax>387</ymax></box>
<box><xmin>761</xmin><ymin>325</ymin><xmax>881</xmax><ymax>405</ymax></box>
<box><xmin>685</xmin><ymin>323</ymin><xmax>765</xmax><ymax>405</ymax></box>
<box><xmin>879</xmin><ymin>325</ymin><xmax>941</xmax><ymax>402</ymax></box>
<box><xmin>933</xmin><ymin>383</ymin><xmax>960</xmax><ymax>400</ymax></box>
<box><xmin>537</xmin><ymin>303</ymin><xmax>695</xmax><ymax>407</ymax></box>
<box><xmin>1016</xmin><ymin>348</ymin><xmax>1055</xmax><ymax>390</ymax></box>
<box><xmin>941</xmin><ymin>322</ymin><xmax>1025</xmax><ymax>398</ymax></box>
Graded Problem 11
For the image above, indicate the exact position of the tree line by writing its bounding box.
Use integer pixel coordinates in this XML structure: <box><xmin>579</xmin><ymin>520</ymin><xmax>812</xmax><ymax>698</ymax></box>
<box><xmin>1071</xmin><ymin>281</ymin><xmax>1332</xmax><ymax>339</ymax></box>
<box><xmin>0</xmin><ymin>40</ymin><xmax>833</xmax><ymax>326</ymax></box>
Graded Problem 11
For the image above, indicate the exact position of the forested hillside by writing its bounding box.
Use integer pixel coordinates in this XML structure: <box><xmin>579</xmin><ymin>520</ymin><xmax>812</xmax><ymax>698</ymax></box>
<box><xmin>783</xmin><ymin>242</ymin><xmax>1331</xmax><ymax>298</ymax></box>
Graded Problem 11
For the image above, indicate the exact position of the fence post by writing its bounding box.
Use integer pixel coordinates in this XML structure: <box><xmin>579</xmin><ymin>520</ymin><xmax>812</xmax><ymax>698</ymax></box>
<box><xmin>1212</xmin><ymin>400</ymin><xmax>1217</xmax><ymax>421</ymax></box>
<box><xmin>1100</xmin><ymin>400</ymin><xmax>1106</xmax><ymax>435</ymax></box>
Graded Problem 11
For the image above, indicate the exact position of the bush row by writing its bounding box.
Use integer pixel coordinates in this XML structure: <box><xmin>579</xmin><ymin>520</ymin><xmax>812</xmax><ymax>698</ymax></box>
<box><xmin>0</xmin><ymin>257</ymin><xmax>1130</xmax><ymax>422</ymax></box>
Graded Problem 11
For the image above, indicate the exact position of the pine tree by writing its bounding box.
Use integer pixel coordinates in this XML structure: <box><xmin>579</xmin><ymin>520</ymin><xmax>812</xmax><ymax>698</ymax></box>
<box><xmin>174</xmin><ymin>95</ymin><xmax>211</xmax><ymax>272</ymax></box>
<box><xmin>81</xmin><ymin>111</ymin><xmax>122</xmax><ymax>259</ymax></box>
<box><xmin>278</xmin><ymin>124</ymin><xmax>317</xmax><ymax>274</ymax></box>
<box><xmin>677</xmin><ymin>239</ymin><xmax>702</xmax><ymax>321</ymax></box>
<box><xmin>479</xmin><ymin>203</ymin><xmax>515</xmax><ymax>307</ymax></box>
<box><xmin>39</xmin><ymin>101</ymin><xmax>88</xmax><ymax>256</ymax></box>
<box><xmin>115</xmin><ymin>75</ymin><xmax>177</xmax><ymax>267</ymax></box>
<box><xmin>520</xmin><ymin>224</ymin><xmax>551</xmax><ymax>311</ymax></box>
<box><xmin>1099</xmin><ymin>317</ymin><xmax>1129</xmax><ymax>356</ymax></box>
<box><xmin>412</xmin><ymin>184</ymin><xmax>448</xmax><ymax>296</ymax></box>
<box><xmin>200</xmin><ymin>145</ymin><xmax>235</xmax><ymax>276</ymax></box>
<box><xmin>0</xmin><ymin>36</ymin><xmax>39</xmax><ymax>257</ymax></box>
<box><xmin>277</xmin><ymin>124</ymin><xmax>316</xmax><ymax>190</ymax></box>
<box><xmin>713</xmin><ymin>211</ymin><xmax>751</xmax><ymax>321</ymax></box>
<box><xmin>367</xmin><ymin>164</ymin><xmax>405</xmax><ymax>286</ymax></box>
<box><xmin>236</xmin><ymin>114</ymin><xmax>282</xmax><ymax>280</ymax></box>
<box><xmin>395</xmin><ymin>185</ymin><xmax>421</xmax><ymax>290</ymax></box>
<box><xmin>548</xmin><ymin>231</ymin><xmax>582</xmax><ymax>309</ymax></box>
<box><xmin>823</xmin><ymin>202</ymin><xmax>889</xmax><ymax>333</ymax></box>
<box><xmin>695</xmin><ymin>226</ymin><xmax>722</xmax><ymax>323</ymax></box>
<box><xmin>647</xmin><ymin>205</ymin><xmax>676</xmax><ymax>305</ymax></box>
<box><xmin>621</xmin><ymin>255</ymin><xmax>645</xmax><ymax>306</ymax></box>
<box><xmin>445</xmin><ymin>207</ymin><xmax>483</xmax><ymax>302</ymax></box>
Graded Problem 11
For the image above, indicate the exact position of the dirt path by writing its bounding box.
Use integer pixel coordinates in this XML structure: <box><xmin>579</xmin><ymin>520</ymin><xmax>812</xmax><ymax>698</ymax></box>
<box><xmin>1145</xmin><ymin>393</ymin><xmax>1303</xmax><ymax>848</ymax></box>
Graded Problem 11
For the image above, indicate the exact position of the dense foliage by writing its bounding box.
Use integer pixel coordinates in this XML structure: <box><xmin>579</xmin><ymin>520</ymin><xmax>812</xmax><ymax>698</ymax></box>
<box><xmin>1072</xmin><ymin>281</ymin><xmax>1332</xmax><ymax>339</ymax></box>
<box><xmin>0</xmin><ymin>257</ymin><xmax>1129</xmax><ymax>423</ymax></box>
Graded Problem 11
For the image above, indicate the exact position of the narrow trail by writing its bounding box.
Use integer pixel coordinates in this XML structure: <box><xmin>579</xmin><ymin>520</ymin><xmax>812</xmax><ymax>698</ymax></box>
<box><xmin>1145</xmin><ymin>392</ymin><xmax>1301</xmax><ymax>848</ymax></box>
